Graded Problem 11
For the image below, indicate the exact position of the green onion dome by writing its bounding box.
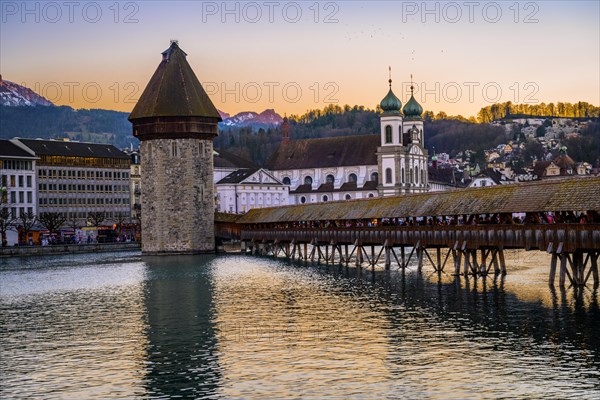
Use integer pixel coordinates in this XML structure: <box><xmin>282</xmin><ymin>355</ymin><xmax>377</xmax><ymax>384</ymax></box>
<box><xmin>403</xmin><ymin>92</ymin><xmax>423</xmax><ymax>119</ymax></box>
<box><xmin>380</xmin><ymin>79</ymin><xmax>402</xmax><ymax>114</ymax></box>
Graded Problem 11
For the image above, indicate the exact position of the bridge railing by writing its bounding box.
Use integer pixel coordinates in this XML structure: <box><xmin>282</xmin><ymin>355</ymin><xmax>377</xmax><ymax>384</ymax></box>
<box><xmin>241</xmin><ymin>224</ymin><xmax>600</xmax><ymax>252</ymax></box>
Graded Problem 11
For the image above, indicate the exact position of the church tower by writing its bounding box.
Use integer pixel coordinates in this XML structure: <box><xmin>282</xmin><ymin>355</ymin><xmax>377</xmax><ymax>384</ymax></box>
<box><xmin>377</xmin><ymin>69</ymin><xmax>404</xmax><ymax>196</ymax></box>
<box><xmin>401</xmin><ymin>76</ymin><xmax>428</xmax><ymax>193</ymax></box>
<box><xmin>129</xmin><ymin>41</ymin><xmax>222</xmax><ymax>254</ymax></box>
<box><xmin>281</xmin><ymin>115</ymin><xmax>291</xmax><ymax>144</ymax></box>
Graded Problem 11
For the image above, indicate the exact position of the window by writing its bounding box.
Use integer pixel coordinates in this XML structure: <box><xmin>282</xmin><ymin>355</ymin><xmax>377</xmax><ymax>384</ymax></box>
<box><xmin>345</xmin><ymin>194</ymin><xmax>352</xmax><ymax>200</ymax></box>
<box><xmin>26</xmin><ymin>176</ymin><xmax>32</xmax><ymax>187</ymax></box>
<box><xmin>172</xmin><ymin>142</ymin><xmax>178</xmax><ymax>157</ymax></box>
<box><xmin>18</xmin><ymin>176</ymin><xmax>24</xmax><ymax>187</ymax></box>
<box><xmin>300</xmin><ymin>196</ymin><xmax>306</xmax><ymax>204</ymax></box>
<box><xmin>282</xmin><ymin>177</ymin><xmax>291</xmax><ymax>185</ymax></box>
<box><xmin>304</xmin><ymin>176</ymin><xmax>313</xmax><ymax>185</ymax></box>
<box><xmin>348</xmin><ymin>173</ymin><xmax>357</xmax><ymax>183</ymax></box>
<box><xmin>415</xmin><ymin>166</ymin><xmax>419</xmax><ymax>184</ymax></box>
<box><xmin>27</xmin><ymin>192</ymin><xmax>32</xmax><ymax>203</ymax></box>
<box><xmin>421</xmin><ymin>169</ymin><xmax>425</xmax><ymax>185</ymax></box>
<box><xmin>385</xmin><ymin>168</ymin><xmax>392</xmax><ymax>184</ymax></box>
<box><xmin>370</xmin><ymin>172</ymin><xmax>378</xmax><ymax>183</ymax></box>
<box><xmin>326</xmin><ymin>174</ymin><xmax>335</xmax><ymax>184</ymax></box>
<box><xmin>385</xmin><ymin>125</ymin><xmax>392</xmax><ymax>144</ymax></box>
<box><xmin>322</xmin><ymin>195</ymin><xmax>328</xmax><ymax>202</ymax></box>
<box><xmin>368</xmin><ymin>193</ymin><xmax>374</xmax><ymax>198</ymax></box>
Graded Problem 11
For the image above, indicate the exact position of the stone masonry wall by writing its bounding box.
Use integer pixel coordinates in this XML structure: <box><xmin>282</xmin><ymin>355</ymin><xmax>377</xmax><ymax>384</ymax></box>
<box><xmin>141</xmin><ymin>138</ymin><xmax>215</xmax><ymax>254</ymax></box>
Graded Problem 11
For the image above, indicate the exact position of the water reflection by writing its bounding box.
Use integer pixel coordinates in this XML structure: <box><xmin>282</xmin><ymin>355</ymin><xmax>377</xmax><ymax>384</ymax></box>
<box><xmin>141</xmin><ymin>255</ymin><xmax>221</xmax><ymax>398</ymax></box>
<box><xmin>1</xmin><ymin>251</ymin><xmax>599</xmax><ymax>398</ymax></box>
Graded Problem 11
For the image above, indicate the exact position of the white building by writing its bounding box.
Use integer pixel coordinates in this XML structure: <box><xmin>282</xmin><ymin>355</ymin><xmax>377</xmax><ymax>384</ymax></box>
<box><xmin>16</xmin><ymin>139</ymin><xmax>131</xmax><ymax>225</ymax></box>
<box><xmin>0</xmin><ymin>140</ymin><xmax>38</xmax><ymax>245</ymax></box>
<box><xmin>264</xmin><ymin>77</ymin><xmax>429</xmax><ymax>205</ymax></box>
<box><xmin>215</xmin><ymin>168</ymin><xmax>288</xmax><ymax>213</ymax></box>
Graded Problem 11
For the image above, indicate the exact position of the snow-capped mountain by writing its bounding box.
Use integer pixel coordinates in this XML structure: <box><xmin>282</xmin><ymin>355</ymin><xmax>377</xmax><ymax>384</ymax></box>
<box><xmin>219</xmin><ymin>109</ymin><xmax>283</xmax><ymax>129</ymax></box>
<box><xmin>0</xmin><ymin>77</ymin><xmax>54</xmax><ymax>107</ymax></box>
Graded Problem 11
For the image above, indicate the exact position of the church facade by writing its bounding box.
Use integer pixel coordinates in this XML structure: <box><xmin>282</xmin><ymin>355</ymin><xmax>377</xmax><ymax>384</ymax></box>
<box><xmin>265</xmin><ymin>77</ymin><xmax>429</xmax><ymax>205</ymax></box>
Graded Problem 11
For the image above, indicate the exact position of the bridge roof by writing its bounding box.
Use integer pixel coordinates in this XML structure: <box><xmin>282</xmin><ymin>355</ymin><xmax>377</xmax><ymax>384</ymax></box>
<box><xmin>238</xmin><ymin>177</ymin><xmax>600</xmax><ymax>223</ymax></box>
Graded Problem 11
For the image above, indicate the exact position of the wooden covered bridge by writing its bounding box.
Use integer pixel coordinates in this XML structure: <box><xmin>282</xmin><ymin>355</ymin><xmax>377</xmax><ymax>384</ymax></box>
<box><xmin>222</xmin><ymin>177</ymin><xmax>600</xmax><ymax>287</ymax></box>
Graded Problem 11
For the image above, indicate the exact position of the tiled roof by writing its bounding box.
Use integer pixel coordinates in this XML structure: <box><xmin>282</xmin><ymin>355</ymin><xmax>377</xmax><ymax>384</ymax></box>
<box><xmin>129</xmin><ymin>42</ymin><xmax>221</xmax><ymax>121</ymax></box>
<box><xmin>0</xmin><ymin>140</ymin><xmax>36</xmax><ymax>158</ymax></box>
<box><xmin>18</xmin><ymin>139</ymin><xmax>129</xmax><ymax>159</ymax></box>
<box><xmin>216</xmin><ymin>168</ymin><xmax>259</xmax><ymax>184</ymax></box>
<box><xmin>290</xmin><ymin>180</ymin><xmax>378</xmax><ymax>195</ymax></box>
<box><xmin>265</xmin><ymin>134</ymin><xmax>379</xmax><ymax>170</ymax></box>
<box><xmin>238</xmin><ymin>176</ymin><xmax>600</xmax><ymax>223</ymax></box>
<box><xmin>214</xmin><ymin>149</ymin><xmax>258</xmax><ymax>169</ymax></box>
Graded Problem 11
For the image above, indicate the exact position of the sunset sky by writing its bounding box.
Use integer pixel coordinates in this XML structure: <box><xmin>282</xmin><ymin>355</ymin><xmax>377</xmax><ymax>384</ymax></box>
<box><xmin>1</xmin><ymin>1</ymin><xmax>598</xmax><ymax>117</ymax></box>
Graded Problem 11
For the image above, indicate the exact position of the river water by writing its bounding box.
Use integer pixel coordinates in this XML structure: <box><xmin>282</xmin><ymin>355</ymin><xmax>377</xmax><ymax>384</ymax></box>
<box><xmin>1</xmin><ymin>250</ymin><xmax>599</xmax><ymax>399</ymax></box>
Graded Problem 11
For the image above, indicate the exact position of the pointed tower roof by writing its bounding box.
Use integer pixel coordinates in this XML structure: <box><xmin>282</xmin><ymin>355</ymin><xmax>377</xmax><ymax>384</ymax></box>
<box><xmin>129</xmin><ymin>41</ymin><xmax>222</xmax><ymax>121</ymax></box>
<box><xmin>403</xmin><ymin>75</ymin><xmax>423</xmax><ymax>120</ymax></box>
<box><xmin>380</xmin><ymin>67</ymin><xmax>402</xmax><ymax>115</ymax></box>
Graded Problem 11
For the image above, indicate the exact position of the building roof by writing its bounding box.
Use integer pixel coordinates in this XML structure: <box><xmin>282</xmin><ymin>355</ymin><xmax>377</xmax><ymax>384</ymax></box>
<box><xmin>0</xmin><ymin>140</ymin><xmax>36</xmax><ymax>158</ymax></box>
<box><xmin>238</xmin><ymin>176</ymin><xmax>600</xmax><ymax>223</ymax></box>
<box><xmin>129</xmin><ymin>41</ymin><xmax>221</xmax><ymax>121</ymax></box>
<box><xmin>17</xmin><ymin>139</ymin><xmax>129</xmax><ymax>159</ymax></box>
<box><xmin>216</xmin><ymin>168</ymin><xmax>259</xmax><ymax>184</ymax></box>
<box><xmin>291</xmin><ymin>180</ymin><xmax>378</xmax><ymax>195</ymax></box>
<box><xmin>265</xmin><ymin>134</ymin><xmax>379</xmax><ymax>170</ymax></box>
<box><xmin>214</xmin><ymin>149</ymin><xmax>258</xmax><ymax>169</ymax></box>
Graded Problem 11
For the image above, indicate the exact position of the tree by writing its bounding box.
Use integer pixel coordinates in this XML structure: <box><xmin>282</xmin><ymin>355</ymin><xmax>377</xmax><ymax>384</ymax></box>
<box><xmin>536</xmin><ymin>125</ymin><xmax>546</xmax><ymax>137</ymax></box>
<box><xmin>114</xmin><ymin>212</ymin><xmax>129</xmax><ymax>236</ymax></box>
<box><xmin>0</xmin><ymin>186</ymin><xmax>17</xmax><ymax>247</ymax></box>
<box><xmin>17</xmin><ymin>211</ymin><xmax>37</xmax><ymax>245</ymax></box>
<box><xmin>38</xmin><ymin>212</ymin><xmax>67</xmax><ymax>237</ymax></box>
<box><xmin>87</xmin><ymin>212</ymin><xmax>106</xmax><ymax>227</ymax></box>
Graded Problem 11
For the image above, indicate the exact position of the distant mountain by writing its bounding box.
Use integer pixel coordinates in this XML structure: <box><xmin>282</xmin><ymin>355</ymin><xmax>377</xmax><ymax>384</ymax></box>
<box><xmin>219</xmin><ymin>109</ymin><xmax>283</xmax><ymax>130</ymax></box>
<box><xmin>0</xmin><ymin>78</ymin><xmax>54</xmax><ymax>107</ymax></box>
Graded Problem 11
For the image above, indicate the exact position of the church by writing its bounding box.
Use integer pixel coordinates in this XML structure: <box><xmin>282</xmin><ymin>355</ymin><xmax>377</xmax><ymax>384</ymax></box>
<box><xmin>264</xmin><ymin>76</ymin><xmax>430</xmax><ymax>205</ymax></box>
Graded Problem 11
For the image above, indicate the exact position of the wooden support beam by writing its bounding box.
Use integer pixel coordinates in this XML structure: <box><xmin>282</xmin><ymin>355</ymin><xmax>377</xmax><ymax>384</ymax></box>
<box><xmin>498</xmin><ymin>248</ymin><xmax>507</xmax><ymax>275</ymax></box>
<box><xmin>440</xmin><ymin>248</ymin><xmax>452</xmax><ymax>273</ymax></box>
<box><xmin>436</xmin><ymin>248</ymin><xmax>442</xmax><ymax>272</ymax></box>
<box><xmin>423</xmin><ymin>248</ymin><xmax>437</xmax><ymax>272</ymax></box>
<box><xmin>549</xmin><ymin>252</ymin><xmax>558</xmax><ymax>286</ymax></box>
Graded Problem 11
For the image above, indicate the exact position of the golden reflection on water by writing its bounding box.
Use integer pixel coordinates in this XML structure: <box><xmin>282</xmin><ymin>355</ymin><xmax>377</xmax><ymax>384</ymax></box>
<box><xmin>0</xmin><ymin>259</ymin><xmax>149</xmax><ymax>399</ymax></box>
<box><xmin>210</xmin><ymin>257</ymin><xmax>396</xmax><ymax>397</ymax></box>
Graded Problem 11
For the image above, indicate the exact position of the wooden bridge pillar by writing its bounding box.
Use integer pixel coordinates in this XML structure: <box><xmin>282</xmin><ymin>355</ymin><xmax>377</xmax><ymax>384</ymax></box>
<box><xmin>384</xmin><ymin>246</ymin><xmax>391</xmax><ymax>270</ymax></box>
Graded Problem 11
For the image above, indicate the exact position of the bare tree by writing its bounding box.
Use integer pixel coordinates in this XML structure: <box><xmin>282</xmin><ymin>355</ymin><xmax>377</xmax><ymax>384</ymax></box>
<box><xmin>17</xmin><ymin>211</ymin><xmax>37</xmax><ymax>245</ymax></box>
<box><xmin>0</xmin><ymin>207</ymin><xmax>16</xmax><ymax>247</ymax></box>
<box><xmin>114</xmin><ymin>212</ymin><xmax>128</xmax><ymax>237</ymax></box>
<box><xmin>87</xmin><ymin>212</ymin><xmax>106</xmax><ymax>228</ymax></box>
<box><xmin>38</xmin><ymin>212</ymin><xmax>67</xmax><ymax>237</ymax></box>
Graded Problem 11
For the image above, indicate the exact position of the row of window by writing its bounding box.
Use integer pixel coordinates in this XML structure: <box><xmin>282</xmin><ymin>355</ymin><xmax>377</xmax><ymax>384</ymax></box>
<box><xmin>39</xmin><ymin>198</ymin><xmax>131</xmax><ymax>205</ymax></box>
<box><xmin>384</xmin><ymin>166</ymin><xmax>427</xmax><ymax>185</ymax></box>
<box><xmin>38</xmin><ymin>183</ymin><xmax>129</xmax><ymax>192</ymax></box>
<box><xmin>299</xmin><ymin>193</ymin><xmax>375</xmax><ymax>204</ymax></box>
<box><xmin>1</xmin><ymin>160</ymin><xmax>34</xmax><ymax>171</ymax></box>
<box><xmin>6</xmin><ymin>191</ymin><xmax>34</xmax><ymax>204</ymax></box>
<box><xmin>38</xmin><ymin>169</ymin><xmax>130</xmax><ymax>179</ymax></box>
<box><xmin>1</xmin><ymin>174</ymin><xmax>33</xmax><ymax>188</ymax></box>
<box><xmin>43</xmin><ymin>211</ymin><xmax>128</xmax><ymax>220</ymax></box>
<box><xmin>4</xmin><ymin>207</ymin><xmax>34</xmax><ymax>218</ymax></box>
<box><xmin>283</xmin><ymin>173</ymin><xmax>379</xmax><ymax>187</ymax></box>
<box><xmin>39</xmin><ymin>155</ymin><xmax>130</xmax><ymax>169</ymax></box>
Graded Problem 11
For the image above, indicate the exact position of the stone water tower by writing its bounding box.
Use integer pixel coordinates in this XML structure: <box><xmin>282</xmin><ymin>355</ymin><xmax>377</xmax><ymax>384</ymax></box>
<box><xmin>129</xmin><ymin>41</ymin><xmax>222</xmax><ymax>254</ymax></box>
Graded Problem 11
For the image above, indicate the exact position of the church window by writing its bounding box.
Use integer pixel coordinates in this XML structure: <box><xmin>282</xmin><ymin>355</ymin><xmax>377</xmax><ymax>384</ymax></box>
<box><xmin>326</xmin><ymin>174</ymin><xmax>335</xmax><ymax>184</ymax></box>
<box><xmin>300</xmin><ymin>196</ymin><xmax>306</xmax><ymax>204</ymax></box>
<box><xmin>370</xmin><ymin>172</ymin><xmax>378</xmax><ymax>183</ymax></box>
<box><xmin>385</xmin><ymin>168</ymin><xmax>392</xmax><ymax>184</ymax></box>
<box><xmin>322</xmin><ymin>195</ymin><xmax>328</xmax><ymax>202</ymax></box>
<box><xmin>415</xmin><ymin>166</ymin><xmax>419</xmax><ymax>184</ymax></box>
<box><xmin>348</xmin><ymin>173</ymin><xmax>357</xmax><ymax>183</ymax></box>
<box><xmin>304</xmin><ymin>176</ymin><xmax>313</xmax><ymax>185</ymax></box>
<box><xmin>345</xmin><ymin>194</ymin><xmax>352</xmax><ymax>200</ymax></box>
<box><xmin>402</xmin><ymin>168</ymin><xmax>405</xmax><ymax>183</ymax></box>
<box><xmin>368</xmin><ymin>193</ymin><xmax>374</xmax><ymax>198</ymax></box>
<box><xmin>421</xmin><ymin>169</ymin><xmax>425</xmax><ymax>185</ymax></box>
<box><xmin>282</xmin><ymin>177</ymin><xmax>291</xmax><ymax>185</ymax></box>
<box><xmin>410</xmin><ymin>168</ymin><xmax>414</xmax><ymax>184</ymax></box>
<box><xmin>385</xmin><ymin>125</ymin><xmax>392</xmax><ymax>144</ymax></box>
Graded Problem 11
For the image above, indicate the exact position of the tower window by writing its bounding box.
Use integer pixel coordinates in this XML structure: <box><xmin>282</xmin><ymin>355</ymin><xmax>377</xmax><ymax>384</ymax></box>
<box><xmin>415</xmin><ymin>166</ymin><xmax>419</xmax><ymax>184</ymax></box>
<box><xmin>385</xmin><ymin>168</ymin><xmax>392</xmax><ymax>184</ymax></box>
<box><xmin>385</xmin><ymin>125</ymin><xmax>392</xmax><ymax>144</ymax></box>
<box><xmin>171</xmin><ymin>142</ymin><xmax>178</xmax><ymax>157</ymax></box>
<box><xmin>348</xmin><ymin>173</ymin><xmax>357</xmax><ymax>183</ymax></box>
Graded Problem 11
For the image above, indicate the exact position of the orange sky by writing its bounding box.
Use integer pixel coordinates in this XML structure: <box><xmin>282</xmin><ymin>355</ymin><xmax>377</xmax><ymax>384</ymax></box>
<box><xmin>2</xmin><ymin>1</ymin><xmax>598</xmax><ymax>117</ymax></box>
